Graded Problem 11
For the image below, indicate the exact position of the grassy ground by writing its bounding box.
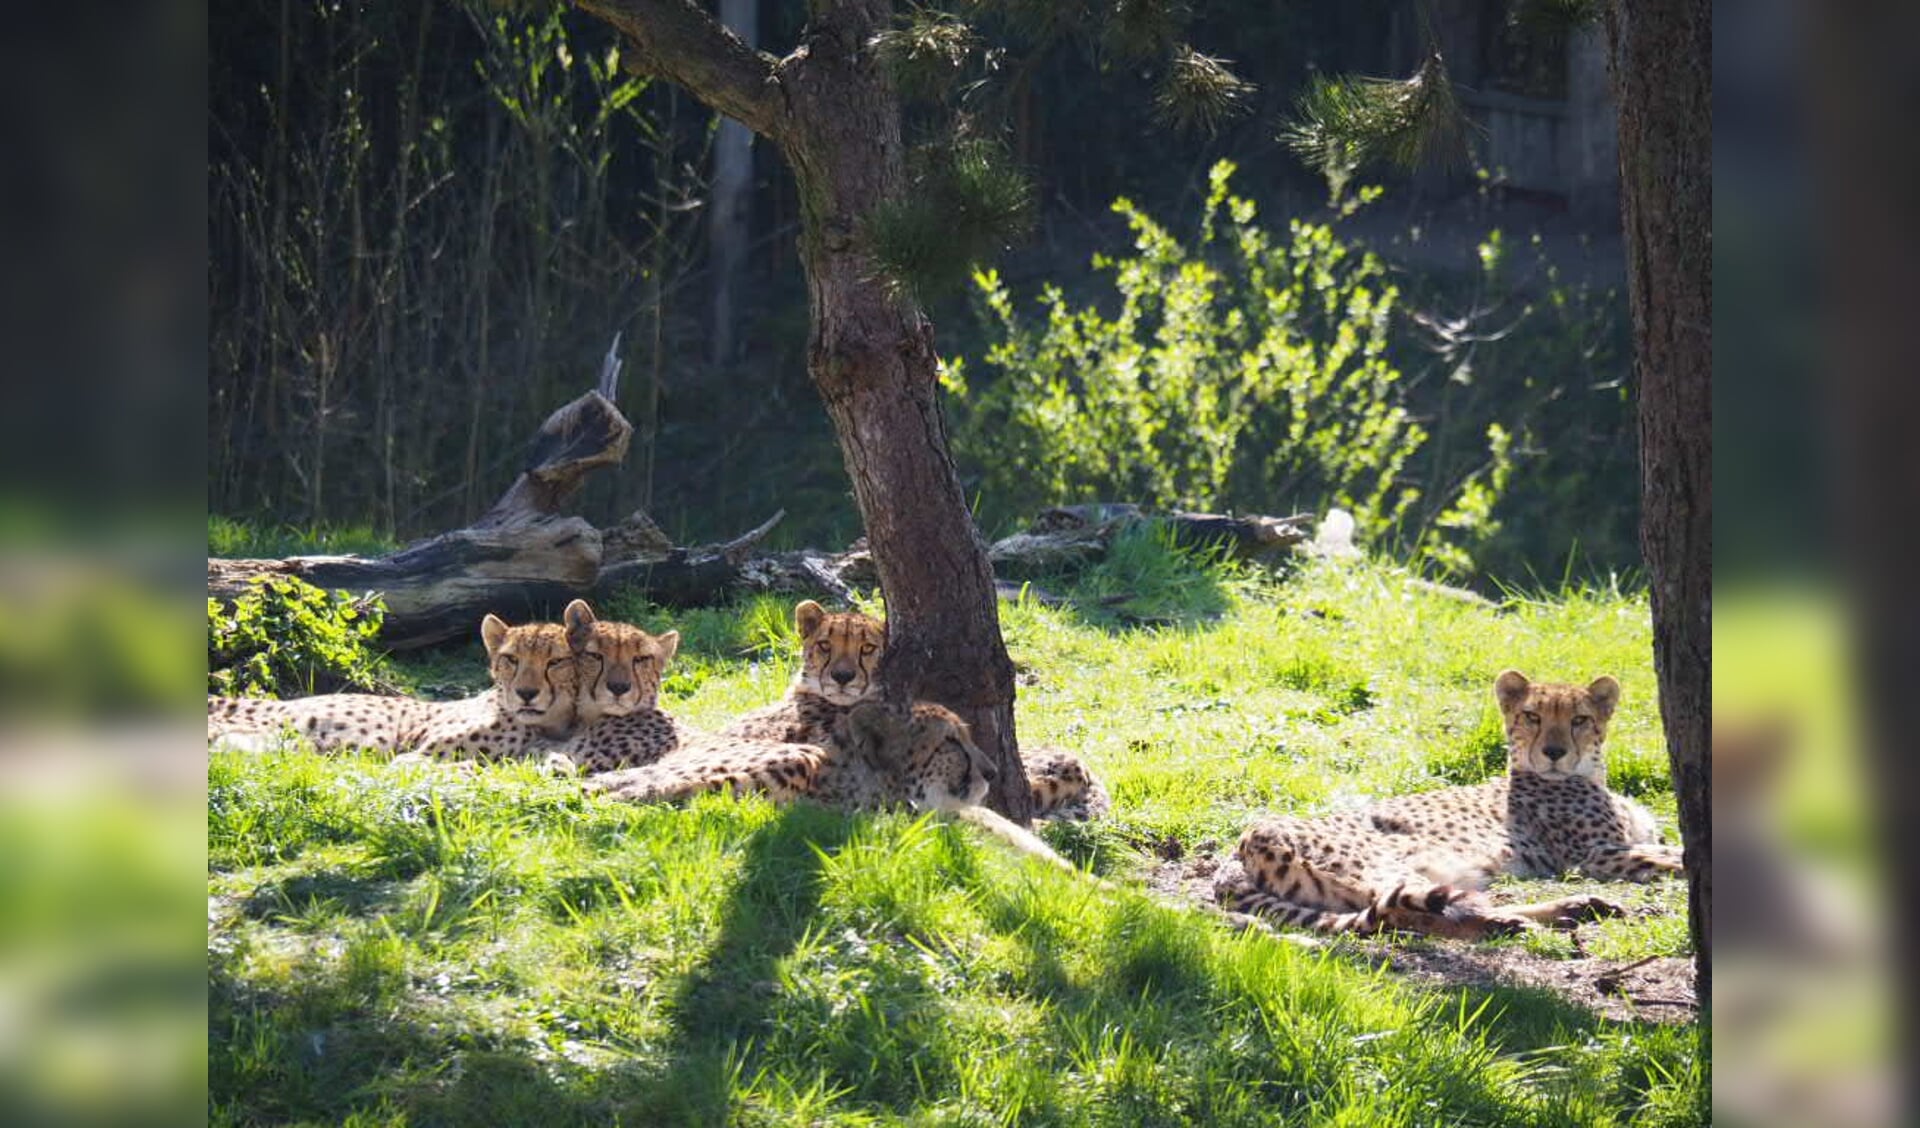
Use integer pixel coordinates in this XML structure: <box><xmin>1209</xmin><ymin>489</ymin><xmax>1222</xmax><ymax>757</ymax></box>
<box><xmin>209</xmin><ymin>539</ymin><xmax>1705</xmax><ymax>1125</ymax></box>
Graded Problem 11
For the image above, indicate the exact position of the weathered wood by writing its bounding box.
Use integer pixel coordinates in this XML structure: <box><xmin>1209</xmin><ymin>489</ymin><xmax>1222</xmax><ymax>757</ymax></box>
<box><xmin>210</xmin><ymin>502</ymin><xmax>1317</xmax><ymax>650</ymax></box>
<box><xmin>211</xmin><ymin>378</ymin><xmax>633</xmax><ymax>650</ymax></box>
<box><xmin>477</xmin><ymin>389</ymin><xmax>632</xmax><ymax>527</ymax></box>
<box><xmin>208</xmin><ymin>518</ymin><xmax>604</xmax><ymax>650</ymax></box>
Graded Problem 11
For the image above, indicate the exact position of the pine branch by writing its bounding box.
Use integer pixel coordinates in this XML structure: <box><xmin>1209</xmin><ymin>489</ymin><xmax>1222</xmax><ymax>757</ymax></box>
<box><xmin>1155</xmin><ymin>46</ymin><xmax>1252</xmax><ymax>134</ymax></box>
<box><xmin>570</xmin><ymin>0</ymin><xmax>787</xmax><ymax>139</ymax></box>
<box><xmin>1282</xmin><ymin>53</ymin><xmax>1469</xmax><ymax>182</ymax></box>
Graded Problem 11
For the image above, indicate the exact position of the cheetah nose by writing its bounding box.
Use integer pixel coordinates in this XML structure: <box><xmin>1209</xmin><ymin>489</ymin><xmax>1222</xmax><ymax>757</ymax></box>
<box><xmin>832</xmin><ymin>668</ymin><xmax>856</xmax><ymax>685</ymax></box>
<box><xmin>517</xmin><ymin>687</ymin><xmax>539</xmax><ymax>704</ymax></box>
<box><xmin>607</xmin><ymin>680</ymin><xmax>632</xmax><ymax>696</ymax></box>
<box><xmin>1543</xmin><ymin>744</ymin><xmax>1567</xmax><ymax>761</ymax></box>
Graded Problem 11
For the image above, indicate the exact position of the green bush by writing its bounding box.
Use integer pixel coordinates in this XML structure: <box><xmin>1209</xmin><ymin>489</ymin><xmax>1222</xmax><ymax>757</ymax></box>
<box><xmin>949</xmin><ymin>161</ymin><xmax>1514</xmax><ymax>574</ymax></box>
<box><xmin>208</xmin><ymin>577</ymin><xmax>388</xmax><ymax>698</ymax></box>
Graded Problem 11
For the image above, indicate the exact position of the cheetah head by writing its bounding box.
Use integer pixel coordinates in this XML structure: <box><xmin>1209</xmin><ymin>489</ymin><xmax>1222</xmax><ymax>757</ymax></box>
<box><xmin>1494</xmin><ymin>670</ymin><xmax>1620</xmax><ymax>781</ymax></box>
<box><xmin>563</xmin><ymin>600</ymin><xmax>680</xmax><ymax>722</ymax></box>
<box><xmin>480</xmin><ymin>613</ymin><xmax>579</xmax><ymax>736</ymax></box>
<box><xmin>847</xmin><ymin>701</ymin><xmax>998</xmax><ymax>810</ymax></box>
<box><xmin>793</xmin><ymin>599</ymin><xmax>885</xmax><ymax>707</ymax></box>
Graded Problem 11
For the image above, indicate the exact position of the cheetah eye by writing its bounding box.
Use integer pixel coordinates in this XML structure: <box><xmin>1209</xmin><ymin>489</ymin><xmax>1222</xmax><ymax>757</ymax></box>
<box><xmin>1522</xmin><ymin>711</ymin><xmax>1540</xmax><ymax>725</ymax></box>
<box><xmin>497</xmin><ymin>655</ymin><xmax>519</xmax><ymax>670</ymax></box>
<box><xmin>635</xmin><ymin>655</ymin><xmax>653</xmax><ymax>666</ymax></box>
<box><xmin>860</xmin><ymin>643</ymin><xmax>877</xmax><ymax>656</ymax></box>
<box><xmin>815</xmin><ymin>641</ymin><xmax>833</xmax><ymax>653</ymax></box>
<box><xmin>550</xmin><ymin>657</ymin><xmax>574</xmax><ymax>668</ymax></box>
<box><xmin>580</xmin><ymin>653</ymin><xmax>605</xmax><ymax>665</ymax></box>
<box><xmin>1572</xmin><ymin>715</ymin><xmax>1590</xmax><ymax>728</ymax></box>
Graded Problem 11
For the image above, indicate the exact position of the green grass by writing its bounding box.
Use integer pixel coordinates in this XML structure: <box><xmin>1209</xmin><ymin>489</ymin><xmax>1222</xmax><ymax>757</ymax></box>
<box><xmin>209</xmin><ymin>547</ymin><xmax>1704</xmax><ymax>1125</ymax></box>
<box><xmin>210</xmin><ymin>514</ymin><xmax>399</xmax><ymax>559</ymax></box>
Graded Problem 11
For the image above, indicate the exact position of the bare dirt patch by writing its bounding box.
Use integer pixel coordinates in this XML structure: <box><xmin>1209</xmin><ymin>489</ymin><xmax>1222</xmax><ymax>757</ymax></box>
<box><xmin>1140</xmin><ymin>851</ymin><xmax>1698</xmax><ymax>1025</ymax></box>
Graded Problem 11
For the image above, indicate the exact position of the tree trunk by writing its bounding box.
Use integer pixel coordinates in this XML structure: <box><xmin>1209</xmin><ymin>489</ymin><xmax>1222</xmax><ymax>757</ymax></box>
<box><xmin>776</xmin><ymin>3</ymin><xmax>1030</xmax><ymax>821</ymax></box>
<box><xmin>1605</xmin><ymin>0</ymin><xmax>1712</xmax><ymax>1007</ymax></box>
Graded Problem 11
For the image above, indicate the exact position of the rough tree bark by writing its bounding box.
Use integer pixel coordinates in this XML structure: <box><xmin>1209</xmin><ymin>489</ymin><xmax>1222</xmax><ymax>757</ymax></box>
<box><xmin>1605</xmin><ymin>0</ymin><xmax>1712</xmax><ymax>1006</ymax></box>
<box><xmin>574</xmin><ymin>0</ymin><xmax>1031</xmax><ymax>818</ymax></box>
<box><xmin>777</xmin><ymin>4</ymin><xmax>1026</xmax><ymax>820</ymax></box>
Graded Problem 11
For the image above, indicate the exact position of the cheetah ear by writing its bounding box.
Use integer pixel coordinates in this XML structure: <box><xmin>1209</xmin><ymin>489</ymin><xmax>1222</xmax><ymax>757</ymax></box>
<box><xmin>563</xmin><ymin>600</ymin><xmax>597</xmax><ymax>652</ymax></box>
<box><xmin>1586</xmin><ymin>675</ymin><xmax>1621</xmax><ymax>717</ymax></box>
<box><xmin>481</xmin><ymin>613</ymin><xmax>510</xmax><ymax>655</ymax></box>
<box><xmin>1494</xmin><ymin>670</ymin><xmax>1531</xmax><ymax>711</ymax></box>
<box><xmin>794</xmin><ymin>600</ymin><xmax>827</xmax><ymax>640</ymax></box>
<box><xmin>653</xmin><ymin>629</ymin><xmax>680</xmax><ymax>667</ymax></box>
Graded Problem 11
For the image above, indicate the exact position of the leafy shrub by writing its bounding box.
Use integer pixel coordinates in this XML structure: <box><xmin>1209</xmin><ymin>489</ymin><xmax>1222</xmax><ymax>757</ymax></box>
<box><xmin>949</xmin><ymin>161</ymin><xmax>1512</xmax><ymax>573</ymax></box>
<box><xmin>208</xmin><ymin>577</ymin><xmax>388</xmax><ymax>698</ymax></box>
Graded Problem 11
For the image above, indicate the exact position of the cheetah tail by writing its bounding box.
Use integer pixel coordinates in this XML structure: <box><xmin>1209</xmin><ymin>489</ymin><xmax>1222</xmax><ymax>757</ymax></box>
<box><xmin>949</xmin><ymin>805</ymin><xmax>1079</xmax><ymax>874</ymax></box>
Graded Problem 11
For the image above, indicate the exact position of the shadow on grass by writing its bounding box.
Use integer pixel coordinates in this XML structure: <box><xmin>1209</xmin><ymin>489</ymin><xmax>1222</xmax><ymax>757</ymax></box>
<box><xmin>238</xmin><ymin>867</ymin><xmax>411</xmax><ymax>923</ymax></box>
<box><xmin>632</xmin><ymin>803</ymin><xmax>857</xmax><ymax>1121</ymax></box>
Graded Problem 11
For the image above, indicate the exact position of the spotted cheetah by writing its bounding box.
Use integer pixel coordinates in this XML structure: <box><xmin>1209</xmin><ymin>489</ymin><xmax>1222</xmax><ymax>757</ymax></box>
<box><xmin>207</xmin><ymin>609</ymin><xmax>582</xmax><ymax>762</ymax></box>
<box><xmin>586</xmin><ymin>700</ymin><xmax>1075</xmax><ymax>869</ymax></box>
<box><xmin>583</xmin><ymin>700</ymin><xmax>991</xmax><ymax>809</ymax></box>
<box><xmin>1212</xmin><ymin>671</ymin><xmax>1682</xmax><ymax>939</ymax></box>
<box><xmin>719</xmin><ymin>599</ymin><xmax>1107</xmax><ymax>819</ymax></box>
<box><xmin>562</xmin><ymin>600</ymin><xmax>680</xmax><ymax>725</ymax></box>
<box><xmin>529</xmin><ymin>607</ymin><xmax>693</xmax><ymax>775</ymax></box>
<box><xmin>714</xmin><ymin>599</ymin><xmax>882</xmax><ymax>747</ymax></box>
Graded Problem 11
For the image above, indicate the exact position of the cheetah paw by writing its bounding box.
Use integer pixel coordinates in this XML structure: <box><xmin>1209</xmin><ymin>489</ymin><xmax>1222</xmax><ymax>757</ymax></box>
<box><xmin>1541</xmin><ymin>894</ymin><xmax>1627</xmax><ymax>929</ymax></box>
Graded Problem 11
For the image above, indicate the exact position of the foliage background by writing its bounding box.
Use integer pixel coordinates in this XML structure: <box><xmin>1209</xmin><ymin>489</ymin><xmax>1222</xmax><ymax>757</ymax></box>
<box><xmin>208</xmin><ymin>0</ymin><xmax>1638</xmax><ymax>585</ymax></box>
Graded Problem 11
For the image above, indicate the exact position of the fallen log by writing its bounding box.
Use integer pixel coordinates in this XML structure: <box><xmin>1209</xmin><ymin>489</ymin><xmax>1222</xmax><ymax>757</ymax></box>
<box><xmin>209</xmin><ymin>344</ymin><xmax>1318</xmax><ymax>648</ymax></box>
<box><xmin>209</xmin><ymin>346</ymin><xmax>632</xmax><ymax>649</ymax></box>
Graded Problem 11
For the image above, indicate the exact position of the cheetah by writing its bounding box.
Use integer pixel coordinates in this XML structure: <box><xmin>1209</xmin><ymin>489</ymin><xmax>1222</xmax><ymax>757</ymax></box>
<box><xmin>562</xmin><ymin>600</ymin><xmax>681</xmax><ymax>725</ymax></box>
<box><xmin>583</xmin><ymin>701</ymin><xmax>990</xmax><ymax>809</ymax></box>
<box><xmin>714</xmin><ymin>599</ymin><xmax>884</xmax><ymax>746</ymax></box>
<box><xmin>207</xmin><ymin>609</ymin><xmax>582</xmax><ymax>763</ymax></box>
<box><xmin>719</xmin><ymin>599</ymin><xmax>1107</xmax><ymax>819</ymax></box>
<box><xmin>586</xmin><ymin>699</ymin><xmax>1075</xmax><ymax>869</ymax></box>
<box><xmin>523</xmin><ymin>605</ymin><xmax>695</xmax><ymax>775</ymax></box>
<box><xmin>1212</xmin><ymin>670</ymin><xmax>1683</xmax><ymax>939</ymax></box>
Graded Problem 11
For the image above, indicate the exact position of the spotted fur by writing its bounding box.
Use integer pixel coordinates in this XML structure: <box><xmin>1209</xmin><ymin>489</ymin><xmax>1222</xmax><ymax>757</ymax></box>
<box><xmin>1213</xmin><ymin>671</ymin><xmax>1681</xmax><ymax>939</ymax></box>
<box><xmin>208</xmin><ymin>612</ymin><xmax>581</xmax><ymax>762</ymax></box>
<box><xmin>716</xmin><ymin>600</ymin><xmax>884</xmax><ymax>746</ymax></box>
<box><xmin>563</xmin><ymin>600</ymin><xmax>680</xmax><ymax>724</ymax></box>
<box><xmin>717</xmin><ymin>600</ymin><xmax>1107</xmax><ymax>819</ymax></box>
<box><xmin>1023</xmin><ymin>746</ymin><xmax>1112</xmax><ymax>821</ymax></box>
<box><xmin>585</xmin><ymin>702</ymin><xmax>998</xmax><ymax>812</ymax></box>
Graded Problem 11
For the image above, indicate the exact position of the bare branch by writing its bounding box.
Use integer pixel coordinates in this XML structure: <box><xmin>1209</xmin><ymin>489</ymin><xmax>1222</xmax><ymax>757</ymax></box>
<box><xmin>597</xmin><ymin>332</ymin><xmax>624</xmax><ymax>401</ymax></box>
<box><xmin>572</xmin><ymin>0</ymin><xmax>787</xmax><ymax>139</ymax></box>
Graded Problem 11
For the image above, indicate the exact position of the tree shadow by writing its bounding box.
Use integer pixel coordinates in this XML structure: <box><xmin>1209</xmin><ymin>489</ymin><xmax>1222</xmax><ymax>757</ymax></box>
<box><xmin>630</xmin><ymin>803</ymin><xmax>859</xmax><ymax>1121</ymax></box>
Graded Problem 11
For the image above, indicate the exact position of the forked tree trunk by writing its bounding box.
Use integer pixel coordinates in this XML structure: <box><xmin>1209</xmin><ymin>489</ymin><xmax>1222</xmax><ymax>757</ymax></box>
<box><xmin>777</xmin><ymin>2</ymin><xmax>1029</xmax><ymax>820</ymax></box>
<box><xmin>1606</xmin><ymin>0</ymin><xmax>1712</xmax><ymax>1006</ymax></box>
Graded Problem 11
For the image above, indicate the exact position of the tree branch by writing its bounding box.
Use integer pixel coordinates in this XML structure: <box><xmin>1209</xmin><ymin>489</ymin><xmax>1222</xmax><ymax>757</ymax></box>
<box><xmin>573</xmin><ymin>0</ymin><xmax>787</xmax><ymax>140</ymax></box>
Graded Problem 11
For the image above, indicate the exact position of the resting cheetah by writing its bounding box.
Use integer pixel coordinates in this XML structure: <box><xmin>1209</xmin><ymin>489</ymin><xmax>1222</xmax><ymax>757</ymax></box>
<box><xmin>583</xmin><ymin>700</ymin><xmax>993</xmax><ymax>809</ymax></box>
<box><xmin>207</xmin><ymin>610</ymin><xmax>582</xmax><ymax>762</ymax></box>
<box><xmin>524</xmin><ymin>607</ymin><xmax>696</xmax><ymax>774</ymax></box>
<box><xmin>719</xmin><ymin>599</ymin><xmax>1107</xmax><ymax>819</ymax></box>
<box><xmin>586</xmin><ymin>700</ymin><xmax>1076</xmax><ymax>870</ymax></box>
<box><xmin>562</xmin><ymin>600</ymin><xmax>681</xmax><ymax>725</ymax></box>
<box><xmin>1212</xmin><ymin>671</ymin><xmax>1683</xmax><ymax>939</ymax></box>
<box><xmin>714</xmin><ymin>599</ymin><xmax>882</xmax><ymax>746</ymax></box>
